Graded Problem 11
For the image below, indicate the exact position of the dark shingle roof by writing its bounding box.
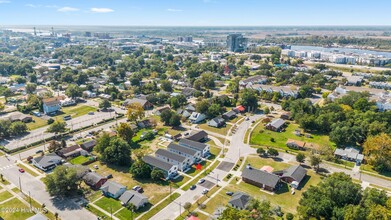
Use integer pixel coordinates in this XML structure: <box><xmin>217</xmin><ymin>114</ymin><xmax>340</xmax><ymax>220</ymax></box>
<box><xmin>167</xmin><ymin>142</ymin><xmax>198</xmax><ymax>156</ymax></box>
<box><xmin>242</xmin><ymin>167</ymin><xmax>280</xmax><ymax>188</ymax></box>
<box><xmin>143</xmin><ymin>155</ymin><xmax>175</xmax><ymax>172</ymax></box>
<box><xmin>223</xmin><ymin>110</ymin><xmax>237</xmax><ymax>118</ymax></box>
<box><xmin>83</xmin><ymin>172</ymin><xmax>106</xmax><ymax>185</ymax></box>
<box><xmin>119</xmin><ymin>190</ymin><xmax>148</xmax><ymax>207</ymax></box>
<box><xmin>179</xmin><ymin>138</ymin><xmax>208</xmax><ymax>151</ymax></box>
<box><xmin>281</xmin><ymin>165</ymin><xmax>307</xmax><ymax>183</ymax></box>
<box><xmin>81</xmin><ymin>140</ymin><xmax>97</xmax><ymax>150</ymax></box>
<box><xmin>100</xmin><ymin>181</ymin><xmax>126</xmax><ymax>195</ymax></box>
<box><xmin>155</xmin><ymin>149</ymin><xmax>187</xmax><ymax>162</ymax></box>
<box><xmin>33</xmin><ymin>153</ymin><xmax>62</xmax><ymax>168</ymax></box>
<box><xmin>185</xmin><ymin>130</ymin><xmax>208</xmax><ymax>142</ymax></box>
<box><xmin>228</xmin><ymin>192</ymin><xmax>251</xmax><ymax>209</ymax></box>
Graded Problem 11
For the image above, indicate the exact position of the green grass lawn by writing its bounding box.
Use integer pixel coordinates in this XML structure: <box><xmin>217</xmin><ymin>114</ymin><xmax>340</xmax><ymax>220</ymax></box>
<box><xmin>139</xmin><ymin>192</ymin><xmax>180</xmax><ymax>220</ymax></box>
<box><xmin>244</xmin><ymin>155</ymin><xmax>292</xmax><ymax>171</ymax></box>
<box><xmin>171</xmin><ymin>175</ymin><xmax>191</xmax><ymax>188</ymax></box>
<box><xmin>210</xmin><ymin>145</ymin><xmax>221</xmax><ymax>157</ymax></box>
<box><xmin>94</xmin><ymin>196</ymin><xmax>123</xmax><ymax>213</ymax></box>
<box><xmin>17</xmin><ymin>163</ymin><xmax>39</xmax><ymax>177</ymax></box>
<box><xmin>198</xmin><ymin>123</ymin><xmax>232</xmax><ymax>136</ymax></box>
<box><xmin>186</xmin><ymin>160</ymin><xmax>212</xmax><ymax>177</ymax></box>
<box><xmin>250</xmin><ymin>123</ymin><xmax>335</xmax><ymax>152</ymax></box>
<box><xmin>86</xmin><ymin>204</ymin><xmax>109</xmax><ymax>219</ymax></box>
<box><xmin>225</xmin><ymin>170</ymin><xmax>322</xmax><ymax>214</ymax></box>
<box><xmin>203</xmin><ymin>190</ymin><xmax>232</xmax><ymax>215</ymax></box>
<box><xmin>182</xmin><ymin>160</ymin><xmax>220</xmax><ymax>190</ymax></box>
<box><xmin>0</xmin><ymin>198</ymin><xmax>35</xmax><ymax>219</ymax></box>
<box><xmin>0</xmin><ymin>190</ymin><xmax>13</xmax><ymax>201</ymax></box>
<box><xmin>27</xmin><ymin>116</ymin><xmax>48</xmax><ymax>130</ymax></box>
<box><xmin>229</xmin><ymin>116</ymin><xmax>243</xmax><ymax>124</ymax></box>
<box><xmin>361</xmin><ymin>164</ymin><xmax>391</xmax><ymax>179</ymax></box>
<box><xmin>70</xmin><ymin>155</ymin><xmax>94</xmax><ymax>165</ymax></box>
<box><xmin>54</xmin><ymin>105</ymin><xmax>97</xmax><ymax>121</ymax></box>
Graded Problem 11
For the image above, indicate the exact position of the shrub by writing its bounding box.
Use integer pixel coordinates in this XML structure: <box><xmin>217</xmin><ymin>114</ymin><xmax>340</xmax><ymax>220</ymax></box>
<box><xmin>47</xmin><ymin>118</ymin><xmax>54</xmax><ymax>124</ymax></box>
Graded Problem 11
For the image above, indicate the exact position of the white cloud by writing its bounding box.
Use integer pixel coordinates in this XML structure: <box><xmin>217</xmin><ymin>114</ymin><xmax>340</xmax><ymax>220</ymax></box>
<box><xmin>0</xmin><ymin>0</ymin><xmax>10</xmax><ymax>3</ymax></box>
<box><xmin>90</xmin><ymin>8</ymin><xmax>114</xmax><ymax>13</ymax></box>
<box><xmin>57</xmin><ymin>7</ymin><xmax>79</xmax><ymax>12</ymax></box>
<box><xmin>25</xmin><ymin>4</ymin><xmax>39</xmax><ymax>8</ymax></box>
<box><xmin>25</xmin><ymin>4</ymin><xmax>58</xmax><ymax>8</ymax></box>
<box><xmin>167</xmin><ymin>8</ymin><xmax>183</xmax><ymax>12</ymax></box>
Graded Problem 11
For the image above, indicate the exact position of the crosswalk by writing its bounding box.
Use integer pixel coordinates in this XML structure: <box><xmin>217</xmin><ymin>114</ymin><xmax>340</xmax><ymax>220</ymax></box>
<box><xmin>0</xmin><ymin>164</ymin><xmax>15</xmax><ymax>171</ymax></box>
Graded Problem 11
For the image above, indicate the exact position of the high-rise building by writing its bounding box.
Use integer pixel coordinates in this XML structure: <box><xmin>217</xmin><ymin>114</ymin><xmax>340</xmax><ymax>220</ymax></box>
<box><xmin>226</xmin><ymin>34</ymin><xmax>248</xmax><ymax>52</ymax></box>
<box><xmin>184</xmin><ymin>36</ymin><xmax>193</xmax><ymax>42</ymax></box>
<box><xmin>177</xmin><ymin>36</ymin><xmax>184</xmax><ymax>42</ymax></box>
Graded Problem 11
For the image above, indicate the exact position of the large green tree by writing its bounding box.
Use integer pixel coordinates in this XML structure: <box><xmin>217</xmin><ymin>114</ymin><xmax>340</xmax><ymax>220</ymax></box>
<box><xmin>101</xmin><ymin>137</ymin><xmax>131</xmax><ymax>166</ymax></box>
<box><xmin>130</xmin><ymin>160</ymin><xmax>151</xmax><ymax>179</ymax></box>
<box><xmin>44</xmin><ymin>166</ymin><xmax>79</xmax><ymax>196</ymax></box>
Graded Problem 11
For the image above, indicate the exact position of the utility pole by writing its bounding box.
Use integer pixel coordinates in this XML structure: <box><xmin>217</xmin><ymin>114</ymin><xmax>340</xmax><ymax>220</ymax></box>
<box><xmin>19</xmin><ymin>176</ymin><xmax>22</xmax><ymax>193</ymax></box>
<box><xmin>28</xmin><ymin>191</ymin><xmax>32</xmax><ymax>209</ymax></box>
<box><xmin>179</xmin><ymin>202</ymin><xmax>181</xmax><ymax>216</ymax></box>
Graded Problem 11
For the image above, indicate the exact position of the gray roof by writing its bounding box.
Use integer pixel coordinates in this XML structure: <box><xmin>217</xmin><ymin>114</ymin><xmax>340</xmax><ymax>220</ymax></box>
<box><xmin>119</xmin><ymin>190</ymin><xmax>148</xmax><ymax>207</ymax></box>
<box><xmin>281</xmin><ymin>165</ymin><xmax>307</xmax><ymax>183</ymax></box>
<box><xmin>143</xmin><ymin>155</ymin><xmax>175</xmax><ymax>172</ymax></box>
<box><xmin>242</xmin><ymin>167</ymin><xmax>280</xmax><ymax>188</ymax></box>
<box><xmin>155</xmin><ymin>149</ymin><xmax>187</xmax><ymax>162</ymax></box>
<box><xmin>223</xmin><ymin>110</ymin><xmax>237</xmax><ymax>118</ymax></box>
<box><xmin>334</xmin><ymin>148</ymin><xmax>364</xmax><ymax>161</ymax></box>
<box><xmin>123</xmin><ymin>98</ymin><xmax>149</xmax><ymax>107</ymax></box>
<box><xmin>185</xmin><ymin>130</ymin><xmax>208</xmax><ymax>142</ymax></box>
<box><xmin>228</xmin><ymin>192</ymin><xmax>251</xmax><ymax>209</ymax></box>
<box><xmin>167</xmin><ymin>142</ymin><xmax>198</xmax><ymax>156</ymax></box>
<box><xmin>209</xmin><ymin>116</ymin><xmax>225</xmax><ymax>124</ymax></box>
<box><xmin>100</xmin><ymin>181</ymin><xmax>126</xmax><ymax>194</ymax></box>
<box><xmin>81</xmin><ymin>140</ymin><xmax>97</xmax><ymax>150</ymax></box>
<box><xmin>33</xmin><ymin>153</ymin><xmax>62</xmax><ymax>168</ymax></box>
<box><xmin>269</xmin><ymin>118</ymin><xmax>285</xmax><ymax>129</ymax></box>
<box><xmin>83</xmin><ymin>172</ymin><xmax>106</xmax><ymax>185</ymax></box>
<box><xmin>179</xmin><ymin>138</ymin><xmax>208</xmax><ymax>151</ymax></box>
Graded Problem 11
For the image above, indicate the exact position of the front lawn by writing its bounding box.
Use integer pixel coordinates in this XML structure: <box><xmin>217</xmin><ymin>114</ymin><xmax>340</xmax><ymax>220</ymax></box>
<box><xmin>27</xmin><ymin>116</ymin><xmax>48</xmax><ymax>130</ymax></box>
<box><xmin>0</xmin><ymin>198</ymin><xmax>35</xmax><ymax>219</ymax></box>
<box><xmin>182</xmin><ymin>160</ymin><xmax>220</xmax><ymax>190</ymax></box>
<box><xmin>244</xmin><ymin>155</ymin><xmax>292</xmax><ymax>171</ymax></box>
<box><xmin>203</xmin><ymin>190</ymin><xmax>232</xmax><ymax>215</ymax></box>
<box><xmin>0</xmin><ymin>190</ymin><xmax>13</xmax><ymax>201</ymax></box>
<box><xmin>361</xmin><ymin>164</ymin><xmax>391</xmax><ymax>179</ymax></box>
<box><xmin>250</xmin><ymin>123</ymin><xmax>335</xmax><ymax>152</ymax></box>
<box><xmin>198</xmin><ymin>123</ymin><xmax>232</xmax><ymax>136</ymax></box>
<box><xmin>94</xmin><ymin>196</ymin><xmax>123</xmax><ymax>213</ymax></box>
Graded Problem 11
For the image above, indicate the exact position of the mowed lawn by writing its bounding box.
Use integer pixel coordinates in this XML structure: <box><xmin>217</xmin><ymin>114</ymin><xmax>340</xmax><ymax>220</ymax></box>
<box><xmin>244</xmin><ymin>155</ymin><xmax>293</xmax><ymax>171</ymax></box>
<box><xmin>250</xmin><ymin>123</ymin><xmax>335</xmax><ymax>151</ymax></box>
<box><xmin>27</xmin><ymin>115</ymin><xmax>48</xmax><ymax>130</ymax></box>
<box><xmin>198</xmin><ymin>123</ymin><xmax>232</xmax><ymax>136</ymax></box>
<box><xmin>0</xmin><ymin>198</ymin><xmax>35</xmax><ymax>219</ymax></box>
<box><xmin>54</xmin><ymin>105</ymin><xmax>97</xmax><ymax>121</ymax></box>
<box><xmin>94</xmin><ymin>196</ymin><xmax>123</xmax><ymax>213</ymax></box>
<box><xmin>70</xmin><ymin>155</ymin><xmax>93</xmax><ymax>165</ymax></box>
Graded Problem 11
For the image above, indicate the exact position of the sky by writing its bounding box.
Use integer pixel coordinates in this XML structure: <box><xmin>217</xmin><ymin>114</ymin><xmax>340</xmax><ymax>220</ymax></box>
<box><xmin>1</xmin><ymin>0</ymin><xmax>391</xmax><ymax>26</ymax></box>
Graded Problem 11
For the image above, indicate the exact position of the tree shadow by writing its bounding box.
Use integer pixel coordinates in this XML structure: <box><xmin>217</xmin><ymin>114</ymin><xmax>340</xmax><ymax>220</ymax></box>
<box><xmin>296</xmin><ymin>175</ymin><xmax>311</xmax><ymax>190</ymax></box>
<box><xmin>272</xmin><ymin>157</ymin><xmax>283</xmax><ymax>162</ymax></box>
<box><xmin>50</xmin><ymin>196</ymin><xmax>84</xmax><ymax>211</ymax></box>
<box><xmin>275</xmin><ymin>182</ymin><xmax>289</xmax><ymax>195</ymax></box>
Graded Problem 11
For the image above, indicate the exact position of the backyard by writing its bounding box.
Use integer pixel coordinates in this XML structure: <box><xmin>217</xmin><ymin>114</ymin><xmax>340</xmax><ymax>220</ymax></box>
<box><xmin>250</xmin><ymin>123</ymin><xmax>335</xmax><ymax>152</ymax></box>
<box><xmin>198</xmin><ymin>123</ymin><xmax>232</xmax><ymax>136</ymax></box>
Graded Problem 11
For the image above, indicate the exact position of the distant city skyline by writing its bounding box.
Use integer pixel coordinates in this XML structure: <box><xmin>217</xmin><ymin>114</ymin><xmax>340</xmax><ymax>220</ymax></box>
<box><xmin>1</xmin><ymin>0</ymin><xmax>391</xmax><ymax>26</ymax></box>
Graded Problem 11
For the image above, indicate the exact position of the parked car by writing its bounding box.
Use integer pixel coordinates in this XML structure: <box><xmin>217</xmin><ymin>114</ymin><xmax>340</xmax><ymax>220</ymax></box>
<box><xmin>106</xmin><ymin>174</ymin><xmax>113</xmax><ymax>179</ymax></box>
<box><xmin>190</xmin><ymin>185</ymin><xmax>196</xmax><ymax>190</ymax></box>
<box><xmin>198</xmin><ymin>179</ymin><xmax>205</xmax><ymax>184</ymax></box>
<box><xmin>35</xmin><ymin>150</ymin><xmax>43</xmax><ymax>154</ymax></box>
<box><xmin>18</xmin><ymin>168</ymin><xmax>25</xmax><ymax>173</ymax></box>
<box><xmin>63</xmin><ymin>115</ymin><xmax>72</xmax><ymax>120</ymax></box>
<box><xmin>226</xmin><ymin>192</ymin><xmax>234</xmax><ymax>196</ymax></box>
<box><xmin>132</xmin><ymin>186</ymin><xmax>141</xmax><ymax>191</ymax></box>
<box><xmin>137</xmin><ymin>188</ymin><xmax>144</xmax><ymax>193</ymax></box>
<box><xmin>202</xmin><ymin>189</ymin><xmax>209</xmax><ymax>195</ymax></box>
<box><xmin>93</xmin><ymin>165</ymin><xmax>99</xmax><ymax>169</ymax></box>
<box><xmin>88</xmin><ymin>112</ymin><xmax>94</xmax><ymax>115</ymax></box>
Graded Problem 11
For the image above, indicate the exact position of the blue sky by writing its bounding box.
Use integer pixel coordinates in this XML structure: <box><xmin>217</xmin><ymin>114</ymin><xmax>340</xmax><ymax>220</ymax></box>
<box><xmin>1</xmin><ymin>0</ymin><xmax>391</xmax><ymax>26</ymax></box>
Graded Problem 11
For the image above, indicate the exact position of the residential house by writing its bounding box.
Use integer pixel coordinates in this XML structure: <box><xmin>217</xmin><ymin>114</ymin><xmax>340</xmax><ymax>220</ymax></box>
<box><xmin>83</xmin><ymin>172</ymin><xmax>108</xmax><ymax>190</ymax></box>
<box><xmin>207</xmin><ymin>116</ymin><xmax>225</xmax><ymax>128</ymax></box>
<box><xmin>179</xmin><ymin>138</ymin><xmax>210</xmax><ymax>157</ymax></box>
<box><xmin>31</xmin><ymin>153</ymin><xmax>62</xmax><ymax>171</ymax></box>
<box><xmin>280</xmin><ymin>112</ymin><xmax>292</xmax><ymax>120</ymax></box>
<box><xmin>277</xmin><ymin>165</ymin><xmax>307</xmax><ymax>188</ymax></box>
<box><xmin>222</xmin><ymin>110</ymin><xmax>237</xmax><ymax>120</ymax></box>
<box><xmin>119</xmin><ymin>190</ymin><xmax>149</xmax><ymax>210</ymax></box>
<box><xmin>177</xmin><ymin>108</ymin><xmax>192</xmax><ymax>118</ymax></box>
<box><xmin>154</xmin><ymin>106</ymin><xmax>171</xmax><ymax>116</ymax></box>
<box><xmin>265</xmin><ymin>118</ymin><xmax>285</xmax><ymax>132</ymax></box>
<box><xmin>42</xmin><ymin>97</ymin><xmax>61</xmax><ymax>114</ymax></box>
<box><xmin>182</xmin><ymin>87</ymin><xmax>196</xmax><ymax>97</ymax></box>
<box><xmin>241</xmin><ymin>166</ymin><xmax>280</xmax><ymax>191</ymax></box>
<box><xmin>185</xmin><ymin>130</ymin><xmax>209</xmax><ymax>142</ymax></box>
<box><xmin>228</xmin><ymin>192</ymin><xmax>251</xmax><ymax>210</ymax></box>
<box><xmin>239</xmin><ymin>75</ymin><xmax>268</xmax><ymax>87</ymax></box>
<box><xmin>155</xmin><ymin>149</ymin><xmax>192</xmax><ymax>171</ymax></box>
<box><xmin>142</xmin><ymin>155</ymin><xmax>178</xmax><ymax>179</ymax></box>
<box><xmin>234</xmin><ymin>105</ymin><xmax>246</xmax><ymax>113</ymax></box>
<box><xmin>286</xmin><ymin>139</ymin><xmax>306</xmax><ymax>150</ymax></box>
<box><xmin>56</xmin><ymin>145</ymin><xmax>84</xmax><ymax>158</ymax></box>
<box><xmin>123</xmin><ymin>98</ymin><xmax>153</xmax><ymax>110</ymax></box>
<box><xmin>345</xmin><ymin>76</ymin><xmax>364</xmax><ymax>86</ymax></box>
<box><xmin>3</xmin><ymin>112</ymin><xmax>32</xmax><ymax>123</ymax></box>
<box><xmin>83</xmin><ymin>90</ymin><xmax>97</xmax><ymax>98</ymax></box>
<box><xmin>334</xmin><ymin>147</ymin><xmax>364</xmax><ymax>164</ymax></box>
<box><xmin>100</xmin><ymin>181</ymin><xmax>127</xmax><ymax>199</ymax></box>
<box><xmin>188</xmin><ymin>112</ymin><xmax>207</xmax><ymax>124</ymax></box>
<box><xmin>167</xmin><ymin>142</ymin><xmax>201</xmax><ymax>163</ymax></box>
<box><xmin>81</xmin><ymin>140</ymin><xmax>97</xmax><ymax>151</ymax></box>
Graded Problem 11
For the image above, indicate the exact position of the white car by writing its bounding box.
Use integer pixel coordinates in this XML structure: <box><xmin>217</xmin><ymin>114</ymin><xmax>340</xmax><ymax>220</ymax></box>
<box><xmin>198</xmin><ymin>179</ymin><xmax>205</xmax><ymax>184</ymax></box>
<box><xmin>202</xmin><ymin>189</ymin><xmax>209</xmax><ymax>195</ymax></box>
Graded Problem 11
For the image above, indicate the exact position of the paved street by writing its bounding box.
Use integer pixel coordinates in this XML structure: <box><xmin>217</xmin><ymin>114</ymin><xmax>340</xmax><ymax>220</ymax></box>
<box><xmin>0</xmin><ymin>155</ymin><xmax>96</xmax><ymax>220</ymax></box>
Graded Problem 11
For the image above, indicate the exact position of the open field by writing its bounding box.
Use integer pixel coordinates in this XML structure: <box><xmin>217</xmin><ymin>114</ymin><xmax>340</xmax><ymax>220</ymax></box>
<box><xmin>0</xmin><ymin>198</ymin><xmax>35</xmax><ymax>219</ymax></box>
<box><xmin>27</xmin><ymin>116</ymin><xmax>48</xmax><ymax>130</ymax></box>
<box><xmin>54</xmin><ymin>105</ymin><xmax>97</xmax><ymax>121</ymax></box>
<box><xmin>198</xmin><ymin>123</ymin><xmax>232</xmax><ymax>136</ymax></box>
<box><xmin>70</xmin><ymin>155</ymin><xmax>94</xmax><ymax>165</ymax></box>
<box><xmin>250</xmin><ymin>123</ymin><xmax>335</xmax><ymax>152</ymax></box>
<box><xmin>244</xmin><ymin>155</ymin><xmax>293</xmax><ymax>171</ymax></box>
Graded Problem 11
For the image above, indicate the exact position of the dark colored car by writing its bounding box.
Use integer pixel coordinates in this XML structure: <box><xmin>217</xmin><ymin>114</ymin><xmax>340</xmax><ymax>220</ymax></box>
<box><xmin>106</xmin><ymin>174</ymin><xmax>113</xmax><ymax>179</ymax></box>
<box><xmin>226</xmin><ymin>191</ymin><xmax>234</xmax><ymax>196</ymax></box>
<box><xmin>190</xmin><ymin>185</ymin><xmax>196</xmax><ymax>190</ymax></box>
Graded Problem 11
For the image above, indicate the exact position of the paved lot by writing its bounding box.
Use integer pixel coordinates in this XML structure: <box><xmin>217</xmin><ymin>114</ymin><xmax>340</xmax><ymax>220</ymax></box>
<box><xmin>216</xmin><ymin>161</ymin><xmax>235</xmax><ymax>172</ymax></box>
<box><xmin>199</xmin><ymin>179</ymin><xmax>215</xmax><ymax>189</ymax></box>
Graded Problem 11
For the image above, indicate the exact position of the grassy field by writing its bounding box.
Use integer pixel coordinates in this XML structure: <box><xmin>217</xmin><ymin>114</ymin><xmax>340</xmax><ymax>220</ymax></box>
<box><xmin>244</xmin><ymin>155</ymin><xmax>293</xmax><ymax>171</ymax></box>
<box><xmin>87</xmin><ymin>161</ymin><xmax>171</xmax><ymax>205</ymax></box>
<box><xmin>0</xmin><ymin>190</ymin><xmax>13</xmax><ymax>201</ymax></box>
<box><xmin>139</xmin><ymin>192</ymin><xmax>180</xmax><ymax>220</ymax></box>
<box><xmin>17</xmin><ymin>163</ymin><xmax>39</xmax><ymax>177</ymax></box>
<box><xmin>70</xmin><ymin>155</ymin><xmax>93</xmax><ymax>165</ymax></box>
<box><xmin>54</xmin><ymin>105</ymin><xmax>97</xmax><ymax>121</ymax></box>
<box><xmin>94</xmin><ymin>196</ymin><xmax>123</xmax><ymax>213</ymax></box>
<box><xmin>250</xmin><ymin>123</ymin><xmax>335</xmax><ymax>152</ymax></box>
<box><xmin>0</xmin><ymin>198</ymin><xmax>35</xmax><ymax>219</ymax></box>
<box><xmin>27</xmin><ymin>116</ymin><xmax>48</xmax><ymax>130</ymax></box>
<box><xmin>198</xmin><ymin>123</ymin><xmax>232</xmax><ymax>136</ymax></box>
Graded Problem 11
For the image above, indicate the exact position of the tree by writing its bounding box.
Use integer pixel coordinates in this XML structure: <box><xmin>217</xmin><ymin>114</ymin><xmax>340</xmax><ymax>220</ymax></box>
<box><xmin>267</xmin><ymin>148</ymin><xmax>279</xmax><ymax>157</ymax></box>
<box><xmin>0</xmin><ymin>102</ymin><xmax>4</xmax><ymax>112</ymax></box>
<box><xmin>196</xmin><ymin>100</ymin><xmax>209</xmax><ymax>114</ymax></box>
<box><xmin>47</xmin><ymin>121</ymin><xmax>67</xmax><ymax>133</ymax></box>
<box><xmin>285</xmin><ymin>213</ymin><xmax>294</xmax><ymax>220</ymax></box>
<box><xmin>240</xmin><ymin>89</ymin><xmax>258</xmax><ymax>112</ymax></box>
<box><xmin>44</xmin><ymin>166</ymin><xmax>79</xmax><ymax>196</ymax></box>
<box><xmin>99</xmin><ymin>99</ymin><xmax>111</xmax><ymax>110</ymax></box>
<box><xmin>363</xmin><ymin>133</ymin><xmax>391</xmax><ymax>172</ymax></box>
<box><xmin>25</xmin><ymin>83</ymin><xmax>37</xmax><ymax>94</ymax></box>
<box><xmin>9</xmin><ymin>121</ymin><xmax>27</xmax><ymax>136</ymax></box>
<box><xmin>218</xmin><ymin>206</ymin><xmax>246</xmax><ymax>220</ymax></box>
<box><xmin>65</xmin><ymin>84</ymin><xmax>82</xmax><ymax>99</ymax></box>
<box><xmin>160</xmin><ymin>80</ymin><xmax>173</xmax><ymax>92</ymax></box>
<box><xmin>151</xmin><ymin>168</ymin><xmax>165</xmax><ymax>181</ymax></box>
<box><xmin>309</xmin><ymin>154</ymin><xmax>322</xmax><ymax>173</ymax></box>
<box><xmin>126</xmin><ymin>102</ymin><xmax>145</xmax><ymax>122</ymax></box>
<box><xmin>169</xmin><ymin>97</ymin><xmax>180</xmax><ymax>109</ymax></box>
<box><xmin>207</xmin><ymin>104</ymin><xmax>223</xmax><ymax>118</ymax></box>
<box><xmin>117</xmin><ymin>123</ymin><xmax>134</xmax><ymax>145</ymax></box>
<box><xmin>169</xmin><ymin>114</ymin><xmax>181</xmax><ymax>127</ymax></box>
<box><xmin>48</xmin><ymin>140</ymin><xmax>62</xmax><ymax>153</ymax></box>
<box><xmin>101</xmin><ymin>137</ymin><xmax>131</xmax><ymax>166</ymax></box>
<box><xmin>263</xmin><ymin>106</ymin><xmax>270</xmax><ymax>114</ymax></box>
<box><xmin>296</xmin><ymin>153</ymin><xmax>306</xmax><ymax>164</ymax></box>
<box><xmin>130</xmin><ymin>160</ymin><xmax>151</xmax><ymax>179</ymax></box>
<box><xmin>95</xmin><ymin>132</ymin><xmax>111</xmax><ymax>154</ymax></box>
<box><xmin>257</xmin><ymin>148</ymin><xmax>266</xmax><ymax>156</ymax></box>
<box><xmin>160</xmin><ymin>109</ymin><xmax>173</xmax><ymax>125</ymax></box>
<box><xmin>183</xmin><ymin>202</ymin><xmax>192</xmax><ymax>213</ymax></box>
